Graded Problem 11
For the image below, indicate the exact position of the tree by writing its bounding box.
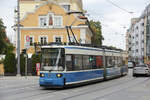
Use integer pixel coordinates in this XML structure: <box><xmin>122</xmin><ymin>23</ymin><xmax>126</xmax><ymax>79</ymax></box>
<box><xmin>89</xmin><ymin>20</ymin><xmax>104</xmax><ymax>46</ymax></box>
<box><xmin>0</xmin><ymin>18</ymin><xmax>16</xmax><ymax>75</ymax></box>
<box><xmin>0</xmin><ymin>18</ymin><xmax>8</xmax><ymax>54</ymax></box>
<box><xmin>5</xmin><ymin>44</ymin><xmax>15</xmax><ymax>54</ymax></box>
<box><xmin>4</xmin><ymin>53</ymin><xmax>16</xmax><ymax>75</ymax></box>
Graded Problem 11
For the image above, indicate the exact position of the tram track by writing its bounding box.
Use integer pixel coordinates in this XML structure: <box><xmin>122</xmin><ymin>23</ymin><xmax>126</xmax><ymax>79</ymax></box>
<box><xmin>0</xmin><ymin>84</ymin><xmax>38</xmax><ymax>95</ymax></box>
<box><xmin>0</xmin><ymin>82</ymin><xmax>37</xmax><ymax>89</ymax></box>
<box><xmin>61</xmin><ymin>77</ymin><xmax>147</xmax><ymax>100</ymax></box>
<box><xmin>1</xmin><ymin>76</ymin><xmax>130</xmax><ymax>100</ymax></box>
<box><xmin>92</xmin><ymin>77</ymin><xmax>150</xmax><ymax>100</ymax></box>
<box><xmin>1</xmin><ymin>84</ymin><xmax>59</xmax><ymax>100</ymax></box>
<box><xmin>21</xmin><ymin>76</ymin><xmax>137</xmax><ymax>100</ymax></box>
<box><xmin>2</xmin><ymin>72</ymin><xmax>148</xmax><ymax>100</ymax></box>
<box><xmin>15</xmin><ymin>90</ymin><xmax>59</xmax><ymax>100</ymax></box>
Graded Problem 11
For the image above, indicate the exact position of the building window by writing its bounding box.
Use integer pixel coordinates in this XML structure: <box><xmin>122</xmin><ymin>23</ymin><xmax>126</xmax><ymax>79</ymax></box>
<box><xmin>39</xmin><ymin>36</ymin><xmax>48</xmax><ymax>45</ymax></box>
<box><xmin>39</xmin><ymin>16</ymin><xmax>47</xmax><ymax>27</ymax></box>
<box><xmin>129</xmin><ymin>35</ymin><xmax>131</xmax><ymax>38</ymax></box>
<box><xmin>62</xmin><ymin>5</ymin><xmax>70</xmax><ymax>11</ymax></box>
<box><xmin>54</xmin><ymin>16</ymin><xmax>63</xmax><ymax>27</ymax></box>
<box><xmin>132</xmin><ymin>36</ymin><xmax>134</xmax><ymax>39</ymax></box>
<box><xmin>56</xmin><ymin>37</ymin><xmax>61</xmax><ymax>43</ymax></box>
<box><xmin>25</xmin><ymin>36</ymin><xmax>34</xmax><ymax>46</ymax></box>
<box><xmin>48</xmin><ymin>14</ymin><xmax>53</xmax><ymax>26</ymax></box>
<box><xmin>129</xmin><ymin>48</ymin><xmax>131</xmax><ymax>51</ymax></box>
<box><xmin>30</xmin><ymin>36</ymin><xmax>34</xmax><ymax>46</ymax></box>
<box><xmin>54</xmin><ymin>36</ymin><xmax>62</xmax><ymax>43</ymax></box>
<box><xmin>129</xmin><ymin>42</ymin><xmax>131</xmax><ymax>45</ymax></box>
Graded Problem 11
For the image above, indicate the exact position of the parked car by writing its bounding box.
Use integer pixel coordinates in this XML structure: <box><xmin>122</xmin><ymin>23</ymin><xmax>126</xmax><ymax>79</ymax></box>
<box><xmin>128</xmin><ymin>61</ymin><xmax>135</xmax><ymax>68</ymax></box>
<box><xmin>133</xmin><ymin>64</ymin><xmax>150</xmax><ymax>77</ymax></box>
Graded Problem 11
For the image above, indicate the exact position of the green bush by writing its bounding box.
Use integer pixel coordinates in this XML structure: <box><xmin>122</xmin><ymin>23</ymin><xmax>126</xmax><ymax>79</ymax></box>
<box><xmin>4</xmin><ymin>53</ymin><xmax>16</xmax><ymax>74</ymax></box>
<box><xmin>31</xmin><ymin>54</ymin><xmax>41</xmax><ymax>75</ymax></box>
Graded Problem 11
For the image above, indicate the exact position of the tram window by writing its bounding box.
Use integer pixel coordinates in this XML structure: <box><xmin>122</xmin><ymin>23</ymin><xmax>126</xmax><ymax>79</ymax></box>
<box><xmin>112</xmin><ymin>57</ymin><xmax>116</xmax><ymax>67</ymax></box>
<box><xmin>107</xmin><ymin>56</ymin><xmax>113</xmax><ymax>68</ymax></box>
<box><xmin>96</xmin><ymin>56</ymin><xmax>103</xmax><ymax>69</ymax></box>
<box><xmin>116</xmin><ymin>57</ymin><xmax>120</xmax><ymax>67</ymax></box>
<box><xmin>115</xmin><ymin>57</ymin><xmax>118</xmax><ymax>66</ymax></box>
<box><xmin>89</xmin><ymin>56</ymin><xmax>97</xmax><ymax>69</ymax></box>
<box><xmin>105</xmin><ymin>56</ymin><xmax>108</xmax><ymax>67</ymax></box>
<box><xmin>74</xmin><ymin>55</ymin><xmax>83</xmax><ymax>70</ymax></box>
<box><xmin>83</xmin><ymin>56</ymin><xmax>91</xmax><ymax>70</ymax></box>
<box><xmin>66</xmin><ymin>55</ymin><xmax>73</xmax><ymax>71</ymax></box>
<box><xmin>118</xmin><ymin>57</ymin><xmax>123</xmax><ymax>67</ymax></box>
<box><xmin>41</xmin><ymin>48</ymin><xmax>65</xmax><ymax>71</ymax></box>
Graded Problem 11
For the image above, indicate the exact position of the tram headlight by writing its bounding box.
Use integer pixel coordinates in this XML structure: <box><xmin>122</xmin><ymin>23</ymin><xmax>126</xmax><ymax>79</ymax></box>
<box><xmin>56</xmin><ymin>73</ymin><xmax>63</xmax><ymax>78</ymax></box>
<box><xmin>40</xmin><ymin>73</ymin><xmax>45</xmax><ymax>77</ymax></box>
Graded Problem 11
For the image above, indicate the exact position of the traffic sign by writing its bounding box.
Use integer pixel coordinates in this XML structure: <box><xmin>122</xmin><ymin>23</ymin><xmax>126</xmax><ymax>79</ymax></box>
<box><xmin>25</xmin><ymin>36</ymin><xmax>30</xmax><ymax>49</ymax></box>
<box><xmin>26</xmin><ymin>36</ymin><xmax>30</xmax><ymax>42</ymax></box>
<box><xmin>36</xmin><ymin>63</ymin><xmax>40</xmax><ymax>71</ymax></box>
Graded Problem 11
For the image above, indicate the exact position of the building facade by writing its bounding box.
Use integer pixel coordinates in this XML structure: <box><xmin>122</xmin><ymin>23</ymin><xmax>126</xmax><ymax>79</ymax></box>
<box><xmin>15</xmin><ymin>0</ymin><xmax>92</xmax><ymax>57</ymax></box>
<box><xmin>127</xmin><ymin>4</ymin><xmax>150</xmax><ymax>64</ymax></box>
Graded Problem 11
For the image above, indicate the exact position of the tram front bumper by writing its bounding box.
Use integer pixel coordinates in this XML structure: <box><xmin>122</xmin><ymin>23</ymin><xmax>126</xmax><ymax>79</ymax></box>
<box><xmin>39</xmin><ymin>78</ymin><xmax>64</xmax><ymax>87</ymax></box>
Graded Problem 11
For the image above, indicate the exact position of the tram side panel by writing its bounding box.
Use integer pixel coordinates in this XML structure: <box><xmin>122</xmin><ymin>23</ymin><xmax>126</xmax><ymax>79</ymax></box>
<box><xmin>64</xmin><ymin>70</ymin><xmax>104</xmax><ymax>85</ymax></box>
<box><xmin>65</xmin><ymin>54</ymin><xmax>105</xmax><ymax>85</ymax></box>
<box><xmin>104</xmin><ymin>53</ymin><xmax>126</xmax><ymax>79</ymax></box>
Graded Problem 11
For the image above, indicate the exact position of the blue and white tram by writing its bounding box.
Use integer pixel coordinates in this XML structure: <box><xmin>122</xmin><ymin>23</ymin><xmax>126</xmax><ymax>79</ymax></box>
<box><xmin>39</xmin><ymin>45</ymin><xmax>128</xmax><ymax>88</ymax></box>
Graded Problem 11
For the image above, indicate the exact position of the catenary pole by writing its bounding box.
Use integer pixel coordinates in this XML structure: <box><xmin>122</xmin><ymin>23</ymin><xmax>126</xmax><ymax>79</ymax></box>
<box><xmin>17</xmin><ymin>0</ymin><xmax>21</xmax><ymax>76</ymax></box>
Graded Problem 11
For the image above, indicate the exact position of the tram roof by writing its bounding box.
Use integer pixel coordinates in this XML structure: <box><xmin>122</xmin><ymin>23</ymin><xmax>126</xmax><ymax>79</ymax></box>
<box><xmin>40</xmin><ymin>43</ymin><xmax>123</xmax><ymax>53</ymax></box>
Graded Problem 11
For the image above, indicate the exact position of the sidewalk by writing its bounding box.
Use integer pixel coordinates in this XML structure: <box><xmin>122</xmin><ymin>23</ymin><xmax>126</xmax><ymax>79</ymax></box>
<box><xmin>0</xmin><ymin>76</ymin><xmax>39</xmax><ymax>80</ymax></box>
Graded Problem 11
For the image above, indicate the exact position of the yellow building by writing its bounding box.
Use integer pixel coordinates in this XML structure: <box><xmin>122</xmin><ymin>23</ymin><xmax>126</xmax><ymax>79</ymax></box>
<box><xmin>15</xmin><ymin>0</ymin><xmax>93</xmax><ymax>57</ymax></box>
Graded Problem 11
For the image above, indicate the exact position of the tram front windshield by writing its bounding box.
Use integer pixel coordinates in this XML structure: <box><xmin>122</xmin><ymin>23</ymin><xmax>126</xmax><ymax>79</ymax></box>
<box><xmin>41</xmin><ymin>48</ymin><xmax>65</xmax><ymax>71</ymax></box>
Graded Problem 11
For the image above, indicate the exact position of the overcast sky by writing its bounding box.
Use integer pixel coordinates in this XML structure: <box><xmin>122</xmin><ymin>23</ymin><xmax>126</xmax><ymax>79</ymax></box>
<box><xmin>0</xmin><ymin>0</ymin><xmax>150</xmax><ymax>50</ymax></box>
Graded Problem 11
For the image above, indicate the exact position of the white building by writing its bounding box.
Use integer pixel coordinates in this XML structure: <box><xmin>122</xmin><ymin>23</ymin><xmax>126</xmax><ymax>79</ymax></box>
<box><xmin>127</xmin><ymin>3</ymin><xmax>150</xmax><ymax>64</ymax></box>
<box><xmin>127</xmin><ymin>18</ymin><xmax>145</xmax><ymax>63</ymax></box>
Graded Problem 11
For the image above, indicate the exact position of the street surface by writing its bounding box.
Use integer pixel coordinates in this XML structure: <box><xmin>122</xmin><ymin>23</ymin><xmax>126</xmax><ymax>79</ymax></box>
<box><xmin>1</xmin><ymin>69</ymin><xmax>150</xmax><ymax>100</ymax></box>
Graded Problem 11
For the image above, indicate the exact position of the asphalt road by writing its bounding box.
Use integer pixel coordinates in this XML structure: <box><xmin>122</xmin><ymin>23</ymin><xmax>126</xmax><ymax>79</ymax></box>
<box><xmin>1</xmin><ymin>69</ymin><xmax>150</xmax><ymax>100</ymax></box>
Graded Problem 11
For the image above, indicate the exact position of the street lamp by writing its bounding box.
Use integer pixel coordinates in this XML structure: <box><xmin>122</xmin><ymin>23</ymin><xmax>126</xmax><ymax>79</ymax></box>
<box><xmin>17</xmin><ymin>0</ymin><xmax>21</xmax><ymax>76</ymax></box>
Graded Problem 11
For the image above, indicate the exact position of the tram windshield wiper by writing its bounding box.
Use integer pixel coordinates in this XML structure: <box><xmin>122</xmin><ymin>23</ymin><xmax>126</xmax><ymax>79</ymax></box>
<box><xmin>55</xmin><ymin>49</ymin><xmax>61</xmax><ymax>69</ymax></box>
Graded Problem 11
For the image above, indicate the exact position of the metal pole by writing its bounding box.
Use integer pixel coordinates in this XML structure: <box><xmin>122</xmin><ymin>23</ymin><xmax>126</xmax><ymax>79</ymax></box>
<box><xmin>103</xmin><ymin>48</ymin><xmax>106</xmax><ymax>80</ymax></box>
<box><xmin>25</xmin><ymin>54</ymin><xmax>28</xmax><ymax>79</ymax></box>
<box><xmin>17</xmin><ymin>0</ymin><xmax>21</xmax><ymax>76</ymax></box>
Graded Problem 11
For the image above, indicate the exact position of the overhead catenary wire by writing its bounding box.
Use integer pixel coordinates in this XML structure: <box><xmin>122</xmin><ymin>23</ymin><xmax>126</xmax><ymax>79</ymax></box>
<box><xmin>84</xmin><ymin>1</ymin><xmax>128</xmax><ymax>49</ymax></box>
<box><xmin>85</xmin><ymin>8</ymin><xmax>127</xmax><ymax>29</ymax></box>
<box><xmin>105</xmin><ymin>0</ymin><xmax>134</xmax><ymax>14</ymax></box>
